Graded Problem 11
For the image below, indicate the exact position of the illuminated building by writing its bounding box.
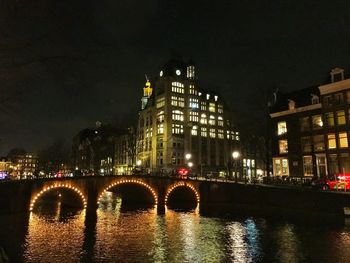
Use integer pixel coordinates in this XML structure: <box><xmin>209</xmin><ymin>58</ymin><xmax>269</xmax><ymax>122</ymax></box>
<box><xmin>0</xmin><ymin>157</ymin><xmax>11</xmax><ymax>173</ymax></box>
<box><xmin>7</xmin><ymin>154</ymin><xmax>38</xmax><ymax>178</ymax></box>
<box><xmin>136</xmin><ymin>58</ymin><xmax>240</xmax><ymax>176</ymax></box>
<box><xmin>72</xmin><ymin>122</ymin><xmax>120</xmax><ymax>175</ymax></box>
<box><xmin>114</xmin><ymin>127</ymin><xmax>136</xmax><ymax>175</ymax></box>
<box><xmin>270</xmin><ymin>68</ymin><xmax>350</xmax><ymax>178</ymax></box>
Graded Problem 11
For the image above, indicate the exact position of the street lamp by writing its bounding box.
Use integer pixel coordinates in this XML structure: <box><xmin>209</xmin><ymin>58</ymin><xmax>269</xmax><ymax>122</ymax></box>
<box><xmin>232</xmin><ymin>151</ymin><xmax>240</xmax><ymax>183</ymax></box>
<box><xmin>188</xmin><ymin>162</ymin><xmax>193</xmax><ymax>168</ymax></box>
<box><xmin>185</xmin><ymin>153</ymin><xmax>192</xmax><ymax>161</ymax></box>
<box><xmin>136</xmin><ymin>160</ymin><xmax>142</xmax><ymax>166</ymax></box>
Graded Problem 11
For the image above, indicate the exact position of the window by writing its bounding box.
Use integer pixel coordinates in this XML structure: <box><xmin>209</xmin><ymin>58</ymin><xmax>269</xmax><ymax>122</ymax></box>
<box><xmin>277</xmin><ymin>121</ymin><xmax>287</xmax><ymax>135</ymax></box>
<box><xmin>172</xmin><ymin>124</ymin><xmax>183</xmax><ymax>134</ymax></box>
<box><xmin>189</xmin><ymin>98</ymin><xmax>199</xmax><ymax>108</ymax></box>
<box><xmin>209</xmin><ymin>128</ymin><xmax>216</xmax><ymax>138</ymax></box>
<box><xmin>279</xmin><ymin>140</ymin><xmax>288</xmax><ymax>154</ymax></box>
<box><xmin>311</xmin><ymin>95</ymin><xmax>319</xmax><ymax>104</ymax></box>
<box><xmin>273</xmin><ymin>158</ymin><xmax>289</xmax><ymax>176</ymax></box>
<box><xmin>301</xmin><ymin>136</ymin><xmax>312</xmax><ymax>153</ymax></box>
<box><xmin>303</xmin><ymin>156</ymin><xmax>313</xmax><ymax>176</ymax></box>
<box><xmin>191</xmin><ymin>125</ymin><xmax>198</xmax><ymax>136</ymax></box>
<box><xmin>323</xmin><ymin>95</ymin><xmax>332</xmax><ymax>107</ymax></box>
<box><xmin>312</xmin><ymin>115</ymin><xmax>323</xmax><ymax>129</ymax></box>
<box><xmin>325</xmin><ymin>112</ymin><xmax>334</xmax><ymax>127</ymax></box>
<box><xmin>218</xmin><ymin>116</ymin><xmax>224</xmax><ymax>126</ymax></box>
<box><xmin>336</xmin><ymin>110</ymin><xmax>346</xmax><ymax>125</ymax></box>
<box><xmin>334</xmin><ymin>93</ymin><xmax>344</xmax><ymax>105</ymax></box>
<box><xmin>347</xmin><ymin>91</ymin><xmax>350</xmax><ymax>104</ymax></box>
<box><xmin>157</xmin><ymin>111</ymin><xmax>164</xmax><ymax>123</ymax></box>
<box><xmin>300</xmin><ymin>117</ymin><xmax>310</xmax><ymax>132</ymax></box>
<box><xmin>200</xmin><ymin>113</ymin><xmax>207</xmax><ymax>124</ymax></box>
<box><xmin>313</xmin><ymin>135</ymin><xmax>325</xmax><ymax>151</ymax></box>
<box><xmin>339</xmin><ymin>132</ymin><xmax>348</xmax><ymax>148</ymax></box>
<box><xmin>218</xmin><ymin>104</ymin><xmax>223</xmax><ymax>114</ymax></box>
<box><xmin>209</xmin><ymin>102</ymin><xmax>216</xmax><ymax>112</ymax></box>
<box><xmin>327</xmin><ymin>134</ymin><xmax>336</xmax><ymax>149</ymax></box>
<box><xmin>171</xmin><ymin>96</ymin><xmax>185</xmax><ymax>107</ymax></box>
<box><xmin>201</xmin><ymin>101</ymin><xmax>207</xmax><ymax>111</ymax></box>
<box><xmin>189</xmin><ymin>84</ymin><xmax>197</xmax><ymax>95</ymax></box>
<box><xmin>156</xmin><ymin>97</ymin><xmax>165</xmax><ymax>108</ymax></box>
<box><xmin>209</xmin><ymin>115</ymin><xmax>216</xmax><ymax>125</ymax></box>
<box><xmin>187</xmin><ymin>66</ymin><xmax>195</xmax><ymax>79</ymax></box>
<box><xmin>218</xmin><ymin>129</ymin><xmax>224</xmax><ymax>139</ymax></box>
<box><xmin>201</xmin><ymin>127</ymin><xmax>207</xmax><ymax>137</ymax></box>
<box><xmin>157</xmin><ymin>124</ymin><xmax>164</xmax><ymax>134</ymax></box>
<box><xmin>189</xmin><ymin>111</ymin><xmax>199</xmax><ymax>122</ymax></box>
<box><xmin>172</xmin><ymin>110</ymin><xmax>184</xmax><ymax>121</ymax></box>
<box><xmin>172</xmin><ymin>82</ymin><xmax>184</xmax><ymax>93</ymax></box>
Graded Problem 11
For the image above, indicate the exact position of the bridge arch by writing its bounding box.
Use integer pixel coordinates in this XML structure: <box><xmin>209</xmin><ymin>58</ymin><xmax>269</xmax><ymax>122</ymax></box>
<box><xmin>29</xmin><ymin>183</ymin><xmax>87</xmax><ymax>211</ymax></box>
<box><xmin>97</xmin><ymin>179</ymin><xmax>158</xmax><ymax>205</ymax></box>
<box><xmin>165</xmin><ymin>181</ymin><xmax>200</xmax><ymax>206</ymax></box>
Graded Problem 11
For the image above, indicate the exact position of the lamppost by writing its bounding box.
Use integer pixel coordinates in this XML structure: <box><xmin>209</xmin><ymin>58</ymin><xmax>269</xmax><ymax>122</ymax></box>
<box><xmin>232</xmin><ymin>151</ymin><xmax>240</xmax><ymax>183</ymax></box>
<box><xmin>185</xmin><ymin>153</ymin><xmax>192</xmax><ymax>177</ymax></box>
<box><xmin>136</xmin><ymin>160</ymin><xmax>142</xmax><ymax>174</ymax></box>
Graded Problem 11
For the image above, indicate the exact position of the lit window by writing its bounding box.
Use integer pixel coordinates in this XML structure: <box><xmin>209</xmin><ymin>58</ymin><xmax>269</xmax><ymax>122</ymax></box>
<box><xmin>156</xmin><ymin>97</ymin><xmax>165</xmax><ymax>108</ymax></box>
<box><xmin>218</xmin><ymin>129</ymin><xmax>224</xmax><ymax>139</ymax></box>
<box><xmin>172</xmin><ymin>110</ymin><xmax>184</xmax><ymax>121</ymax></box>
<box><xmin>327</xmin><ymin>134</ymin><xmax>336</xmax><ymax>149</ymax></box>
<box><xmin>312</xmin><ymin>115</ymin><xmax>323</xmax><ymax>129</ymax></box>
<box><xmin>172</xmin><ymin>124</ymin><xmax>184</xmax><ymax>134</ymax></box>
<box><xmin>157</xmin><ymin>124</ymin><xmax>164</xmax><ymax>134</ymax></box>
<box><xmin>209</xmin><ymin>103</ymin><xmax>216</xmax><ymax>112</ymax></box>
<box><xmin>277</xmin><ymin>121</ymin><xmax>287</xmax><ymax>135</ymax></box>
<box><xmin>201</xmin><ymin>101</ymin><xmax>207</xmax><ymax>111</ymax></box>
<box><xmin>189</xmin><ymin>111</ymin><xmax>199</xmax><ymax>122</ymax></box>
<box><xmin>209</xmin><ymin>115</ymin><xmax>216</xmax><ymax>125</ymax></box>
<box><xmin>191</xmin><ymin>125</ymin><xmax>198</xmax><ymax>136</ymax></box>
<box><xmin>339</xmin><ymin>132</ymin><xmax>348</xmax><ymax>148</ymax></box>
<box><xmin>171</xmin><ymin>96</ymin><xmax>185</xmax><ymax>107</ymax></box>
<box><xmin>157</xmin><ymin>111</ymin><xmax>164</xmax><ymax>123</ymax></box>
<box><xmin>187</xmin><ymin>66</ymin><xmax>195</xmax><ymax>79</ymax></box>
<box><xmin>171</xmin><ymin>82</ymin><xmax>184</xmax><ymax>93</ymax></box>
<box><xmin>201</xmin><ymin>127</ymin><xmax>207</xmax><ymax>137</ymax></box>
<box><xmin>218</xmin><ymin>104</ymin><xmax>223</xmax><ymax>114</ymax></box>
<box><xmin>189</xmin><ymin>84</ymin><xmax>196</xmax><ymax>95</ymax></box>
<box><xmin>189</xmin><ymin>98</ymin><xmax>199</xmax><ymax>108</ymax></box>
<box><xmin>200</xmin><ymin>113</ymin><xmax>207</xmax><ymax>124</ymax></box>
<box><xmin>214</xmin><ymin>95</ymin><xmax>218</xmax><ymax>101</ymax></box>
<box><xmin>209</xmin><ymin>128</ymin><xmax>216</xmax><ymax>138</ymax></box>
<box><xmin>326</xmin><ymin>112</ymin><xmax>334</xmax><ymax>127</ymax></box>
<box><xmin>218</xmin><ymin>116</ymin><xmax>224</xmax><ymax>126</ymax></box>
<box><xmin>273</xmin><ymin>158</ymin><xmax>289</xmax><ymax>176</ymax></box>
<box><xmin>279</xmin><ymin>140</ymin><xmax>288</xmax><ymax>154</ymax></box>
<box><xmin>303</xmin><ymin>156</ymin><xmax>313</xmax><ymax>176</ymax></box>
<box><xmin>336</xmin><ymin>110</ymin><xmax>345</xmax><ymax>125</ymax></box>
<box><xmin>231</xmin><ymin>131</ymin><xmax>239</xmax><ymax>141</ymax></box>
<box><xmin>206</xmin><ymin>94</ymin><xmax>210</xmax><ymax>100</ymax></box>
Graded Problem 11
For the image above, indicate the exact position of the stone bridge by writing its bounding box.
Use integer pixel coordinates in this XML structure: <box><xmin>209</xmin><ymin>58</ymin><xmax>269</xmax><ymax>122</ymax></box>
<box><xmin>1</xmin><ymin>175</ymin><xmax>350</xmax><ymax>218</ymax></box>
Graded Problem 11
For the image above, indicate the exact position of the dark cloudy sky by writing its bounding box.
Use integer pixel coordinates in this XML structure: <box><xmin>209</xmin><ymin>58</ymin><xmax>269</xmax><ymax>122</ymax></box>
<box><xmin>1</xmin><ymin>0</ymin><xmax>350</xmax><ymax>155</ymax></box>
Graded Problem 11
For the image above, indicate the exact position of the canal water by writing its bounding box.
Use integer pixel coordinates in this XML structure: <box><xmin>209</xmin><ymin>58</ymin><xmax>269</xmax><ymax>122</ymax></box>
<box><xmin>0</xmin><ymin>194</ymin><xmax>350</xmax><ymax>262</ymax></box>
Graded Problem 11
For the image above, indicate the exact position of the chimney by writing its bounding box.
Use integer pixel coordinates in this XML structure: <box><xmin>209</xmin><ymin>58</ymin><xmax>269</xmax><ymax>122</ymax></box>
<box><xmin>288</xmin><ymin>99</ymin><xmax>295</xmax><ymax>110</ymax></box>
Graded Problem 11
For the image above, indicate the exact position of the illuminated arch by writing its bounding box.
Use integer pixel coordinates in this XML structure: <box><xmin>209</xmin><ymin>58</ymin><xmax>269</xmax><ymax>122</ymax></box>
<box><xmin>165</xmin><ymin>182</ymin><xmax>200</xmax><ymax>205</ymax></box>
<box><xmin>29</xmin><ymin>184</ymin><xmax>87</xmax><ymax>211</ymax></box>
<box><xmin>97</xmin><ymin>179</ymin><xmax>158</xmax><ymax>205</ymax></box>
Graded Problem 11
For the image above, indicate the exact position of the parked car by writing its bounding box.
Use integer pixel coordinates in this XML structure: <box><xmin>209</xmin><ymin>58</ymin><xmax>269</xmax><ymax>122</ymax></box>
<box><xmin>311</xmin><ymin>174</ymin><xmax>350</xmax><ymax>191</ymax></box>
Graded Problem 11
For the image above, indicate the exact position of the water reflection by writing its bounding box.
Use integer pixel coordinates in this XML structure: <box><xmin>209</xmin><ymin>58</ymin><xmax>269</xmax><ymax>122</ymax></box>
<box><xmin>0</xmin><ymin>193</ymin><xmax>347</xmax><ymax>262</ymax></box>
<box><xmin>24</xmin><ymin>209</ymin><xmax>85</xmax><ymax>263</ymax></box>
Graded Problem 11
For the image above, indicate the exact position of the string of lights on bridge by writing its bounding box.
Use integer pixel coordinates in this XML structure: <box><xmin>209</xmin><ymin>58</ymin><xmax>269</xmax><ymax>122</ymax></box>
<box><xmin>29</xmin><ymin>184</ymin><xmax>87</xmax><ymax>212</ymax></box>
<box><xmin>165</xmin><ymin>181</ymin><xmax>200</xmax><ymax>205</ymax></box>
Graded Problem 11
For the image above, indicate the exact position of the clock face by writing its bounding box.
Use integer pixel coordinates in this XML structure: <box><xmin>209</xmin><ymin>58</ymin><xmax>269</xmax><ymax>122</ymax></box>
<box><xmin>176</xmin><ymin>69</ymin><xmax>181</xmax><ymax>76</ymax></box>
<box><xmin>160</xmin><ymin>70</ymin><xmax>163</xmax><ymax>77</ymax></box>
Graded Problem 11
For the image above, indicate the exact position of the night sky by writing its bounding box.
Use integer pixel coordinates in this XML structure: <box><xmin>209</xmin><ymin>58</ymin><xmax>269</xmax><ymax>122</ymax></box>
<box><xmin>1</xmin><ymin>0</ymin><xmax>350</xmax><ymax>156</ymax></box>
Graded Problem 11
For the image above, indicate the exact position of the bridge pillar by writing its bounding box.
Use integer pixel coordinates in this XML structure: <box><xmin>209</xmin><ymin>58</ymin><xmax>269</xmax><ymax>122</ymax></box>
<box><xmin>157</xmin><ymin>185</ymin><xmax>166</xmax><ymax>214</ymax></box>
<box><xmin>86</xmin><ymin>180</ymin><xmax>99</xmax><ymax>214</ymax></box>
